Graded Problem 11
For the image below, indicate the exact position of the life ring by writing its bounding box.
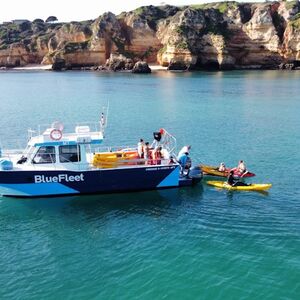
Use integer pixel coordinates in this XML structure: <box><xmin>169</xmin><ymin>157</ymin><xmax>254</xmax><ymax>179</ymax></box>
<box><xmin>50</xmin><ymin>129</ymin><xmax>62</xmax><ymax>141</ymax></box>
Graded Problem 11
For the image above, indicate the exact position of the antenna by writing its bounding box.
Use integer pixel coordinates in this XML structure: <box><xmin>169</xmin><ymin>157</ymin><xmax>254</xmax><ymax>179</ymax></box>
<box><xmin>27</xmin><ymin>128</ymin><xmax>36</xmax><ymax>141</ymax></box>
<box><xmin>100</xmin><ymin>101</ymin><xmax>110</xmax><ymax>135</ymax></box>
<box><xmin>104</xmin><ymin>101</ymin><xmax>109</xmax><ymax>128</ymax></box>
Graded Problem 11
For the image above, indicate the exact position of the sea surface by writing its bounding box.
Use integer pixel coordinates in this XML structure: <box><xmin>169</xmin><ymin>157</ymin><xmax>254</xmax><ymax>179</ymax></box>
<box><xmin>0</xmin><ymin>70</ymin><xmax>299</xmax><ymax>299</ymax></box>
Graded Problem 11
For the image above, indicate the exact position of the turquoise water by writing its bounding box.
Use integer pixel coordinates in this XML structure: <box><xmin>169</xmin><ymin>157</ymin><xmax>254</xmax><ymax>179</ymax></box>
<box><xmin>0</xmin><ymin>70</ymin><xmax>300</xmax><ymax>299</ymax></box>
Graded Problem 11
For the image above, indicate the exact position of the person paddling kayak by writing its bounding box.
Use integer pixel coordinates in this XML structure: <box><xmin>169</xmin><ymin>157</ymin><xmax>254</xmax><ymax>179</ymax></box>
<box><xmin>227</xmin><ymin>170</ymin><xmax>249</xmax><ymax>187</ymax></box>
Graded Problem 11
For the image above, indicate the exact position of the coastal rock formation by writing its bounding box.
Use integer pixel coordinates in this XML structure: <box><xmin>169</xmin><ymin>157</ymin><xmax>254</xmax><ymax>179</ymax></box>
<box><xmin>0</xmin><ymin>1</ymin><xmax>300</xmax><ymax>70</ymax></box>
<box><xmin>132</xmin><ymin>61</ymin><xmax>151</xmax><ymax>73</ymax></box>
<box><xmin>106</xmin><ymin>54</ymin><xmax>134</xmax><ymax>71</ymax></box>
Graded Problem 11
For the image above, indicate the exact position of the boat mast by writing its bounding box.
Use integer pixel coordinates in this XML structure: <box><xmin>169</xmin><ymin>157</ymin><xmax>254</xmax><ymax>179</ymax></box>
<box><xmin>100</xmin><ymin>102</ymin><xmax>109</xmax><ymax>136</ymax></box>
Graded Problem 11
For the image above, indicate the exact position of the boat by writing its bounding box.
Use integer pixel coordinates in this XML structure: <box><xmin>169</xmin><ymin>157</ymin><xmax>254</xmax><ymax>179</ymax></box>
<box><xmin>206</xmin><ymin>180</ymin><xmax>272</xmax><ymax>191</ymax></box>
<box><xmin>0</xmin><ymin>119</ymin><xmax>202</xmax><ymax>197</ymax></box>
<box><xmin>201</xmin><ymin>164</ymin><xmax>255</xmax><ymax>178</ymax></box>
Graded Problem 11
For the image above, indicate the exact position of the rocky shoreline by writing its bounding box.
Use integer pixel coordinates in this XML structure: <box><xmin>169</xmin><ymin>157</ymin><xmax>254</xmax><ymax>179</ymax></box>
<box><xmin>1</xmin><ymin>1</ymin><xmax>300</xmax><ymax>72</ymax></box>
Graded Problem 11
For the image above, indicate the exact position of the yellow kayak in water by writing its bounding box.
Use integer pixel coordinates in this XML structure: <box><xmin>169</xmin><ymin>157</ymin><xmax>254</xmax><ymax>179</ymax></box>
<box><xmin>206</xmin><ymin>181</ymin><xmax>272</xmax><ymax>191</ymax></box>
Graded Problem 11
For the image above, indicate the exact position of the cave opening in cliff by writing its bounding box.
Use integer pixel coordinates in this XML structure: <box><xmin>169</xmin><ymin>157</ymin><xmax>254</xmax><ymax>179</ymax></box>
<box><xmin>105</xmin><ymin>39</ymin><xmax>112</xmax><ymax>60</ymax></box>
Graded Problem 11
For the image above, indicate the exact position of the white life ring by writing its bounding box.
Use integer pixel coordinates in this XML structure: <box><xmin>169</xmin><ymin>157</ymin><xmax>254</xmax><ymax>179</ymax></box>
<box><xmin>50</xmin><ymin>129</ymin><xmax>62</xmax><ymax>141</ymax></box>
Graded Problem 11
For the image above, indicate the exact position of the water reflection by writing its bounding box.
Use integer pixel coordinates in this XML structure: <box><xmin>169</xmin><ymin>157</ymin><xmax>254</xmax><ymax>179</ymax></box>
<box><xmin>2</xmin><ymin>185</ymin><xmax>204</xmax><ymax>219</ymax></box>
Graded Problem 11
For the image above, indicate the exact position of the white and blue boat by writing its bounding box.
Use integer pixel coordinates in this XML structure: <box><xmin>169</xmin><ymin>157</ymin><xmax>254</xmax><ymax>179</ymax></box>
<box><xmin>0</xmin><ymin>119</ymin><xmax>202</xmax><ymax>198</ymax></box>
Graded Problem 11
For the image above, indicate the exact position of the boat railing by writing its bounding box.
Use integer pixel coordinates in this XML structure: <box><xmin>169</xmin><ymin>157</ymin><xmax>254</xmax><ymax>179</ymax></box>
<box><xmin>24</xmin><ymin>155</ymin><xmax>173</xmax><ymax>171</ymax></box>
<box><xmin>0</xmin><ymin>149</ymin><xmax>24</xmax><ymax>164</ymax></box>
<box><xmin>34</xmin><ymin>121</ymin><xmax>104</xmax><ymax>137</ymax></box>
<box><xmin>2</xmin><ymin>149</ymin><xmax>24</xmax><ymax>155</ymax></box>
<box><xmin>0</xmin><ymin>137</ymin><xmax>27</xmax><ymax>153</ymax></box>
<box><xmin>159</xmin><ymin>128</ymin><xmax>177</xmax><ymax>157</ymax></box>
<box><xmin>0</xmin><ymin>137</ymin><xmax>27</xmax><ymax>161</ymax></box>
<box><xmin>1</xmin><ymin>150</ymin><xmax>176</xmax><ymax>171</ymax></box>
<box><xmin>93</xmin><ymin>145</ymin><xmax>136</xmax><ymax>153</ymax></box>
<box><xmin>90</xmin><ymin>158</ymin><xmax>174</xmax><ymax>170</ymax></box>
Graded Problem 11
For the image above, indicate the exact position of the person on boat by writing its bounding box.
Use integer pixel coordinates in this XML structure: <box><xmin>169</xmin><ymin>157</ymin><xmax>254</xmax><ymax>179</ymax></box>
<box><xmin>227</xmin><ymin>170</ymin><xmax>248</xmax><ymax>187</ymax></box>
<box><xmin>169</xmin><ymin>156</ymin><xmax>176</xmax><ymax>164</ymax></box>
<box><xmin>178</xmin><ymin>151</ymin><xmax>191</xmax><ymax>176</ymax></box>
<box><xmin>17</xmin><ymin>155</ymin><xmax>27</xmax><ymax>164</ymax></box>
<box><xmin>144</xmin><ymin>142</ymin><xmax>151</xmax><ymax>163</ymax></box>
<box><xmin>177</xmin><ymin>145</ymin><xmax>191</xmax><ymax>161</ymax></box>
<box><xmin>218</xmin><ymin>162</ymin><xmax>226</xmax><ymax>172</ymax></box>
<box><xmin>161</xmin><ymin>148</ymin><xmax>170</xmax><ymax>160</ymax></box>
<box><xmin>137</xmin><ymin>139</ymin><xmax>144</xmax><ymax>159</ymax></box>
<box><xmin>154</xmin><ymin>146</ymin><xmax>163</xmax><ymax>165</ymax></box>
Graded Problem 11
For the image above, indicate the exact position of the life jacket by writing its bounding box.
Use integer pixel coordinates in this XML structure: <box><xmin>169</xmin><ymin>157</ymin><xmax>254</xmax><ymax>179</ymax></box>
<box><xmin>156</xmin><ymin>150</ymin><xmax>162</xmax><ymax>165</ymax></box>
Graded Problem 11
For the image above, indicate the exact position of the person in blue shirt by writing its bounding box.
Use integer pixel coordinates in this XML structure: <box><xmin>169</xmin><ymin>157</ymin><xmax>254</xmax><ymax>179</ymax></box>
<box><xmin>177</xmin><ymin>145</ymin><xmax>191</xmax><ymax>161</ymax></box>
<box><xmin>178</xmin><ymin>152</ymin><xmax>191</xmax><ymax>176</ymax></box>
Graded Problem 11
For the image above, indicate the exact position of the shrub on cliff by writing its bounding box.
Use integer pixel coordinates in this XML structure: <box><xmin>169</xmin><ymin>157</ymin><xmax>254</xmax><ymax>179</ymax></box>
<box><xmin>46</xmin><ymin>16</ymin><xmax>58</xmax><ymax>23</ymax></box>
<box><xmin>32</xmin><ymin>19</ymin><xmax>44</xmax><ymax>24</ymax></box>
<box><xmin>290</xmin><ymin>13</ymin><xmax>300</xmax><ymax>29</ymax></box>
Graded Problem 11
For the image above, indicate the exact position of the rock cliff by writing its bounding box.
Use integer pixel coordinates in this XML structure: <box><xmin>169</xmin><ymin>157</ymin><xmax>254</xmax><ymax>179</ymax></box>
<box><xmin>1</xmin><ymin>1</ymin><xmax>300</xmax><ymax>70</ymax></box>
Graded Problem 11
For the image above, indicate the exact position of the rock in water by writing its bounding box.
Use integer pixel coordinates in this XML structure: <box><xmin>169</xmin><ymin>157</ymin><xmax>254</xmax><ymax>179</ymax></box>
<box><xmin>52</xmin><ymin>57</ymin><xmax>66</xmax><ymax>71</ymax></box>
<box><xmin>168</xmin><ymin>60</ymin><xmax>188</xmax><ymax>71</ymax></box>
<box><xmin>132</xmin><ymin>61</ymin><xmax>151</xmax><ymax>73</ymax></box>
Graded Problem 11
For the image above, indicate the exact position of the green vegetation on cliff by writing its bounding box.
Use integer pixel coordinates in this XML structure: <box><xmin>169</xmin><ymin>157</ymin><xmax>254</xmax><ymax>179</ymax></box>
<box><xmin>64</xmin><ymin>41</ymin><xmax>89</xmax><ymax>54</ymax></box>
<box><xmin>1</xmin><ymin>1</ymin><xmax>300</xmax><ymax>69</ymax></box>
<box><xmin>0</xmin><ymin>23</ymin><xmax>23</xmax><ymax>48</ymax></box>
<box><xmin>126</xmin><ymin>5</ymin><xmax>180</xmax><ymax>31</ymax></box>
<box><xmin>191</xmin><ymin>1</ymin><xmax>238</xmax><ymax>13</ymax></box>
<box><xmin>175</xmin><ymin>41</ymin><xmax>189</xmax><ymax>50</ymax></box>
<box><xmin>290</xmin><ymin>13</ymin><xmax>300</xmax><ymax>29</ymax></box>
<box><xmin>285</xmin><ymin>0</ymin><xmax>299</xmax><ymax>10</ymax></box>
<box><xmin>0</xmin><ymin>20</ymin><xmax>63</xmax><ymax>51</ymax></box>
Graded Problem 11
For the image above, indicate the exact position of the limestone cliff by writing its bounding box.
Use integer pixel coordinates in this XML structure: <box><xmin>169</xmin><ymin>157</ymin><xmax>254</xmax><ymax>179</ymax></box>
<box><xmin>0</xmin><ymin>1</ymin><xmax>300</xmax><ymax>70</ymax></box>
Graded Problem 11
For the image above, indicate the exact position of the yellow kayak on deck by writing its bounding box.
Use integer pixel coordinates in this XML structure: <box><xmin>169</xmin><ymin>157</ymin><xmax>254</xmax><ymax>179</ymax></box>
<box><xmin>206</xmin><ymin>181</ymin><xmax>272</xmax><ymax>191</ymax></box>
<box><xmin>93</xmin><ymin>151</ymin><xmax>138</xmax><ymax>168</ymax></box>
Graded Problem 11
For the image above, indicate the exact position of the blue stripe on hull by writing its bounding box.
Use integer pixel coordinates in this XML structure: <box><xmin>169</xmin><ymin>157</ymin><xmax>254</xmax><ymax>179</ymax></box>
<box><xmin>157</xmin><ymin>167</ymin><xmax>180</xmax><ymax>188</ymax></box>
<box><xmin>0</xmin><ymin>183</ymin><xmax>79</xmax><ymax>197</ymax></box>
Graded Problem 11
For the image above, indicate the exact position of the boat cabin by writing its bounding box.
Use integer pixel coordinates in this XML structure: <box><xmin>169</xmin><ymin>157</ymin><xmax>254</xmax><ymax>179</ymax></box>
<box><xmin>1</xmin><ymin>123</ymin><xmax>177</xmax><ymax>172</ymax></box>
<box><xmin>5</xmin><ymin>124</ymin><xmax>104</xmax><ymax>171</ymax></box>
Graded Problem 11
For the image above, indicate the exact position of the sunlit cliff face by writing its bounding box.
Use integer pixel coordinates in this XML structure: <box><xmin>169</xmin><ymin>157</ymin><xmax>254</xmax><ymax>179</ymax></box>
<box><xmin>0</xmin><ymin>1</ymin><xmax>300</xmax><ymax>70</ymax></box>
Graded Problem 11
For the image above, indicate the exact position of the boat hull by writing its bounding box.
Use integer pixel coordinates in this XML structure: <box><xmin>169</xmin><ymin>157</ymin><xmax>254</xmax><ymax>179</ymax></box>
<box><xmin>0</xmin><ymin>165</ymin><xmax>200</xmax><ymax>197</ymax></box>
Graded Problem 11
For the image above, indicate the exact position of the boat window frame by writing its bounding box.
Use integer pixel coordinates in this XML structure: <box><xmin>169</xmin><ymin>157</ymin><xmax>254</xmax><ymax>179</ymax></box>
<box><xmin>32</xmin><ymin>146</ymin><xmax>56</xmax><ymax>164</ymax></box>
<box><xmin>58</xmin><ymin>145</ymin><xmax>81</xmax><ymax>163</ymax></box>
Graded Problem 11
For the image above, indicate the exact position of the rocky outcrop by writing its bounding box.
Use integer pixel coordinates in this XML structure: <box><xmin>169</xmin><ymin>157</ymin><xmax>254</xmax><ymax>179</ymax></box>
<box><xmin>52</xmin><ymin>57</ymin><xmax>66</xmax><ymax>70</ymax></box>
<box><xmin>132</xmin><ymin>61</ymin><xmax>151</xmax><ymax>73</ymax></box>
<box><xmin>1</xmin><ymin>1</ymin><xmax>300</xmax><ymax>70</ymax></box>
<box><xmin>106</xmin><ymin>53</ymin><xmax>134</xmax><ymax>71</ymax></box>
<box><xmin>157</xmin><ymin>1</ymin><xmax>300</xmax><ymax>70</ymax></box>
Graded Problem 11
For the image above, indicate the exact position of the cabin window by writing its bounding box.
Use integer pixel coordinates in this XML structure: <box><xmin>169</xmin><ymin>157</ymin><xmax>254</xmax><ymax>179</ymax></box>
<box><xmin>32</xmin><ymin>146</ymin><xmax>56</xmax><ymax>164</ymax></box>
<box><xmin>59</xmin><ymin>145</ymin><xmax>81</xmax><ymax>163</ymax></box>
